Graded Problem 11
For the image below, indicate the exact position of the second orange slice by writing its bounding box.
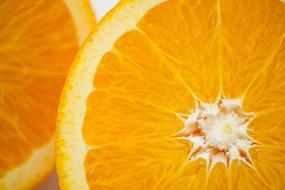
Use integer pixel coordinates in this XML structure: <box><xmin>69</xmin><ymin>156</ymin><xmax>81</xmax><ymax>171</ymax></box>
<box><xmin>0</xmin><ymin>0</ymin><xmax>95</xmax><ymax>189</ymax></box>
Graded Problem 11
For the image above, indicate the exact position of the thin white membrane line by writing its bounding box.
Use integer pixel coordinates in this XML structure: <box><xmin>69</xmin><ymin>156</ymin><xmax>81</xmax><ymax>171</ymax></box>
<box><xmin>241</xmin><ymin>33</ymin><xmax>285</xmax><ymax>99</ymax></box>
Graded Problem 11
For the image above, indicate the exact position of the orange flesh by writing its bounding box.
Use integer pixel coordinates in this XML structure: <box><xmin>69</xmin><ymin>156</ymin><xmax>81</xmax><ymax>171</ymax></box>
<box><xmin>0</xmin><ymin>0</ymin><xmax>78</xmax><ymax>176</ymax></box>
<box><xmin>83</xmin><ymin>0</ymin><xmax>285</xmax><ymax>189</ymax></box>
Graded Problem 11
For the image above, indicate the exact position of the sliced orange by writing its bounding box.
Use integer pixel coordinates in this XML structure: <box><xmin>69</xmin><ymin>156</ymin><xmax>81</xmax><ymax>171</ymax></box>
<box><xmin>56</xmin><ymin>0</ymin><xmax>285</xmax><ymax>189</ymax></box>
<box><xmin>0</xmin><ymin>0</ymin><xmax>95</xmax><ymax>189</ymax></box>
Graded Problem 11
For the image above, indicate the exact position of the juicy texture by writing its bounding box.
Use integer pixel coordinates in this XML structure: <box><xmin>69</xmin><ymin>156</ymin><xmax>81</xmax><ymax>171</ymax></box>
<box><xmin>0</xmin><ymin>0</ymin><xmax>94</xmax><ymax>189</ymax></box>
<box><xmin>57</xmin><ymin>0</ymin><xmax>285</xmax><ymax>189</ymax></box>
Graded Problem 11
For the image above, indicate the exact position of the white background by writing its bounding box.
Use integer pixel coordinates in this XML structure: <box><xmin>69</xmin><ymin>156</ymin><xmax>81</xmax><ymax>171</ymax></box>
<box><xmin>91</xmin><ymin>0</ymin><xmax>119</xmax><ymax>20</ymax></box>
<box><xmin>35</xmin><ymin>1</ymin><xmax>119</xmax><ymax>189</ymax></box>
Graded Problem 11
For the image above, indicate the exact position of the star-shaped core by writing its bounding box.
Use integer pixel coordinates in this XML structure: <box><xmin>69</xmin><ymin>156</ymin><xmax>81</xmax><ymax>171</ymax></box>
<box><xmin>176</xmin><ymin>98</ymin><xmax>257</xmax><ymax>171</ymax></box>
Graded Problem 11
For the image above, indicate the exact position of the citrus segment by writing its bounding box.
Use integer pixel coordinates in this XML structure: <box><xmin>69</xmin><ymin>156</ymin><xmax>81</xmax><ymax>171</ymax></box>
<box><xmin>238</xmin><ymin>110</ymin><xmax>285</xmax><ymax>189</ymax></box>
<box><xmin>138</xmin><ymin>0</ymin><xmax>220</xmax><ymax>102</ymax></box>
<box><xmin>206</xmin><ymin>163</ymin><xmax>229</xmax><ymax>190</ymax></box>
<box><xmin>229</xmin><ymin>160</ymin><xmax>269</xmax><ymax>189</ymax></box>
<box><xmin>249</xmin><ymin>110</ymin><xmax>285</xmax><ymax>146</ymax></box>
<box><xmin>251</xmin><ymin>147</ymin><xmax>285</xmax><ymax>189</ymax></box>
<box><xmin>94</xmin><ymin>30</ymin><xmax>195</xmax><ymax>113</ymax></box>
<box><xmin>85</xmin><ymin>140</ymin><xmax>189</xmax><ymax>189</ymax></box>
<box><xmin>220</xmin><ymin>0</ymin><xmax>285</xmax><ymax>98</ymax></box>
<box><xmin>243</xmin><ymin>38</ymin><xmax>285</xmax><ymax>112</ymax></box>
<box><xmin>83</xmin><ymin>91</ymin><xmax>184</xmax><ymax>146</ymax></box>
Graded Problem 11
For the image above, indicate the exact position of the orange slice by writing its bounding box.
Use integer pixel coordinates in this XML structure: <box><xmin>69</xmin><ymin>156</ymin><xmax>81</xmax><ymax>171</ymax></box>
<box><xmin>0</xmin><ymin>0</ymin><xmax>95</xmax><ymax>189</ymax></box>
<box><xmin>56</xmin><ymin>0</ymin><xmax>285</xmax><ymax>189</ymax></box>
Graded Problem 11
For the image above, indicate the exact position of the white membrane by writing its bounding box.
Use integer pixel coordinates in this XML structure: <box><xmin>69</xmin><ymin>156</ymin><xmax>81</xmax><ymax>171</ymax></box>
<box><xmin>176</xmin><ymin>97</ymin><xmax>257</xmax><ymax>172</ymax></box>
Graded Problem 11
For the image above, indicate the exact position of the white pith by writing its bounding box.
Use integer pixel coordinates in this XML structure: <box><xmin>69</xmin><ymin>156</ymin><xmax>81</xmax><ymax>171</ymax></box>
<box><xmin>176</xmin><ymin>97</ymin><xmax>257</xmax><ymax>171</ymax></box>
<box><xmin>0</xmin><ymin>137</ymin><xmax>55</xmax><ymax>190</ymax></box>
